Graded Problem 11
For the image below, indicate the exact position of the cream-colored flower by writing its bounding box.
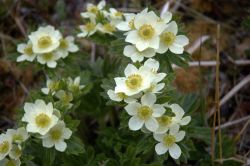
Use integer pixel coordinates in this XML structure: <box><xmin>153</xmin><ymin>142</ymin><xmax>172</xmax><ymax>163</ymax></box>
<box><xmin>159</xmin><ymin>11</ymin><xmax>172</xmax><ymax>24</ymax></box>
<box><xmin>37</xmin><ymin>51</ymin><xmax>61</xmax><ymax>68</ymax></box>
<box><xmin>80</xmin><ymin>0</ymin><xmax>106</xmax><ymax>19</ymax></box>
<box><xmin>16</xmin><ymin>42</ymin><xmax>36</xmax><ymax>62</ymax></box>
<box><xmin>116</xmin><ymin>8</ymin><xmax>148</xmax><ymax>31</ymax></box>
<box><xmin>57</xmin><ymin>36</ymin><xmax>79</xmax><ymax>58</ymax></box>
<box><xmin>108</xmin><ymin>8</ymin><xmax>123</xmax><ymax>25</ymax></box>
<box><xmin>9</xmin><ymin>144</ymin><xmax>22</xmax><ymax>160</ymax></box>
<box><xmin>41</xmin><ymin>79</ymin><xmax>60</xmax><ymax>95</ymax></box>
<box><xmin>98</xmin><ymin>23</ymin><xmax>116</xmax><ymax>35</ymax></box>
<box><xmin>29</xmin><ymin>25</ymin><xmax>62</xmax><ymax>54</ymax></box>
<box><xmin>67</xmin><ymin>76</ymin><xmax>85</xmax><ymax>92</ymax></box>
<box><xmin>123</xmin><ymin>45</ymin><xmax>156</xmax><ymax>63</ymax></box>
<box><xmin>157</xmin><ymin>21</ymin><xmax>189</xmax><ymax>54</ymax></box>
<box><xmin>154</xmin><ymin>127</ymin><xmax>185</xmax><ymax>159</ymax></box>
<box><xmin>6</xmin><ymin>127</ymin><xmax>28</xmax><ymax>144</ymax></box>
<box><xmin>125</xmin><ymin>10</ymin><xmax>166</xmax><ymax>51</ymax></box>
<box><xmin>114</xmin><ymin>63</ymin><xmax>155</xmax><ymax>96</ymax></box>
<box><xmin>0</xmin><ymin>158</ymin><xmax>21</xmax><ymax>166</ymax></box>
<box><xmin>107</xmin><ymin>90</ymin><xmax>140</xmax><ymax>103</ymax></box>
<box><xmin>0</xmin><ymin>134</ymin><xmax>12</xmax><ymax>160</ymax></box>
<box><xmin>41</xmin><ymin>121</ymin><xmax>72</xmax><ymax>152</ymax></box>
<box><xmin>77</xmin><ymin>21</ymin><xmax>100</xmax><ymax>38</ymax></box>
<box><xmin>155</xmin><ymin>104</ymin><xmax>191</xmax><ymax>134</ymax></box>
<box><xmin>125</xmin><ymin>93</ymin><xmax>165</xmax><ymax>132</ymax></box>
<box><xmin>22</xmin><ymin>99</ymin><xmax>59</xmax><ymax>135</ymax></box>
<box><xmin>55</xmin><ymin>90</ymin><xmax>73</xmax><ymax>108</ymax></box>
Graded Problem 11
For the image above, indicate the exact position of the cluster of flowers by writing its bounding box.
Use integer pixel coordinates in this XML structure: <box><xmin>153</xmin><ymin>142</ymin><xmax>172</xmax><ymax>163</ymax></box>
<box><xmin>107</xmin><ymin>7</ymin><xmax>190</xmax><ymax>159</ymax></box>
<box><xmin>0</xmin><ymin>76</ymin><xmax>85</xmax><ymax>165</ymax></box>
<box><xmin>17</xmin><ymin>25</ymin><xmax>79</xmax><ymax>68</ymax></box>
<box><xmin>0</xmin><ymin>128</ymin><xmax>28</xmax><ymax>165</ymax></box>
<box><xmin>77</xmin><ymin>0</ymin><xmax>124</xmax><ymax>37</ymax></box>
<box><xmin>41</xmin><ymin>76</ymin><xmax>85</xmax><ymax>109</ymax></box>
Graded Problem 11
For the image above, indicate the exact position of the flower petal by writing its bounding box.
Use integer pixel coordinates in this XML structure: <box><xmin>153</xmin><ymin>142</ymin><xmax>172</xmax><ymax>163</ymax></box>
<box><xmin>141</xmin><ymin>93</ymin><xmax>156</xmax><ymax>106</ymax></box>
<box><xmin>128</xmin><ymin>116</ymin><xmax>144</xmax><ymax>131</ymax></box>
<box><xmin>169</xmin><ymin>143</ymin><xmax>181</xmax><ymax>159</ymax></box>
<box><xmin>180</xmin><ymin>116</ymin><xmax>191</xmax><ymax>125</ymax></box>
<box><xmin>155</xmin><ymin>143</ymin><xmax>168</xmax><ymax>155</ymax></box>
<box><xmin>152</xmin><ymin>104</ymin><xmax>166</xmax><ymax>117</ymax></box>
<box><xmin>145</xmin><ymin>118</ymin><xmax>158</xmax><ymax>132</ymax></box>
<box><xmin>125</xmin><ymin>102</ymin><xmax>141</xmax><ymax>116</ymax></box>
<box><xmin>175</xmin><ymin>131</ymin><xmax>185</xmax><ymax>142</ymax></box>
<box><xmin>55</xmin><ymin>141</ymin><xmax>67</xmax><ymax>152</ymax></box>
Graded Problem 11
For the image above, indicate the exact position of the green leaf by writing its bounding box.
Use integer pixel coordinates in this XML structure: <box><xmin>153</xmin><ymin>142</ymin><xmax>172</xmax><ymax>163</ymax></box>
<box><xmin>43</xmin><ymin>148</ymin><xmax>56</xmax><ymax>166</ymax></box>
<box><xmin>167</xmin><ymin>52</ymin><xmax>189</xmax><ymax>68</ymax></box>
<box><xmin>186</xmin><ymin>126</ymin><xmax>211</xmax><ymax>144</ymax></box>
<box><xmin>66</xmin><ymin>136</ymin><xmax>85</xmax><ymax>155</ymax></box>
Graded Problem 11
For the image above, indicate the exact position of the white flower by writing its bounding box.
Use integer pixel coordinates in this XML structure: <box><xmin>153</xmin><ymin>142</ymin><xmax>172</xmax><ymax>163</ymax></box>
<box><xmin>0</xmin><ymin>158</ymin><xmax>21</xmax><ymax>166</ymax></box>
<box><xmin>107</xmin><ymin>90</ymin><xmax>140</xmax><ymax>103</ymax></box>
<box><xmin>159</xmin><ymin>11</ymin><xmax>172</xmax><ymax>24</ymax></box>
<box><xmin>6</xmin><ymin>127</ymin><xmax>28</xmax><ymax>144</ymax></box>
<box><xmin>9</xmin><ymin>144</ymin><xmax>22</xmax><ymax>160</ymax></box>
<box><xmin>116</xmin><ymin>8</ymin><xmax>148</xmax><ymax>31</ymax></box>
<box><xmin>125</xmin><ymin>10</ymin><xmax>166</xmax><ymax>51</ymax></box>
<box><xmin>143</xmin><ymin>59</ymin><xmax>166</xmax><ymax>93</ymax></box>
<box><xmin>55</xmin><ymin>90</ymin><xmax>73</xmax><ymax>108</ymax></box>
<box><xmin>22</xmin><ymin>99</ymin><xmax>59</xmax><ymax>135</ymax></box>
<box><xmin>125</xmin><ymin>93</ymin><xmax>165</xmax><ymax>132</ymax></box>
<box><xmin>16</xmin><ymin>42</ymin><xmax>36</xmax><ymax>62</ymax></box>
<box><xmin>29</xmin><ymin>25</ymin><xmax>62</xmax><ymax>54</ymax></box>
<box><xmin>41</xmin><ymin>121</ymin><xmax>72</xmax><ymax>152</ymax></box>
<box><xmin>123</xmin><ymin>45</ymin><xmax>155</xmax><ymax>63</ymax></box>
<box><xmin>37</xmin><ymin>51</ymin><xmax>61</xmax><ymax>68</ymax></box>
<box><xmin>157</xmin><ymin>21</ymin><xmax>189</xmax><ymax>54</ymax></box>
<box><xmin>41</xmin><ymin>79</ymin><xmax>60</xmax><ymax>95</ymax></box>
<box><xmin>154</xmin><ymin>127</ymin><xmax>185</xmax><ymax>159</ymax></box>
<box><xmin>67</xmin><ymin>76</ymin><xmax>85</xmax><ymax>92</ymax></box>
<box><xmin>0</xmin><ymin>134</ymin><xmax>12</xmax><ymax>160</ymax></box>
<box><xmin>98</xmin><ymin>23</ymin><xmax>116</xmax><ymax>35</ymax></box>
<box><xmin>155</xmin><ymin>104</ymin><xmax>191</xmax><ymax>134</ymax></box>
<box><xmin>114</xmin><ymin>63</ymin><xmax>155</xmax><ymax>96</ymax></box>
<box><xmin>57</xmin><ymin>36</ymin><xmax>79</xmax><ymax>58</ymax></box>
<box><xmin>81</xmin><ymin>0</ymin><xmax>106</xmax><ymax>19</ymax></box>
<box><xmin>77</xmin><ymin>21</ymin><xmax>100</xmax><ymax>38</ymax></box>
<box><xmin>108</xmin><ymin>8</ymin><xmax>123</xmax><ymax>25</ymax></box>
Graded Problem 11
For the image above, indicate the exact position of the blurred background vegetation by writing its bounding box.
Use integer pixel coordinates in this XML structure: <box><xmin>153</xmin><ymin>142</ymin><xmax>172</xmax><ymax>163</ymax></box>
<box><xmin>0</xmin><ymin>0</ymin><xmax>250</xmax><ymax>165</ymax></box>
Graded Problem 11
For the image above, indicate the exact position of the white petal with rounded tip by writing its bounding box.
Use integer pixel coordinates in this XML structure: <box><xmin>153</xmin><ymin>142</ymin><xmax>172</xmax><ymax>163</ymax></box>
<box><xmin>141</xmin><ymin>93</ymin><xmax>156</xmax><ymax>106</ymax></box>
<box><xmin>125</xmin><ymin>102</ymin><xmax>141</xmax><ymax>116</ymax></box>
<box><xmin>128</xmin><ymin>116</ymin><xmax>144</xmax><ymax>131</ymax></box>
<box><xmin>170</xmin><ymin>104</ymin><xmax>185</xmax><ymax>118</ymax></box>
<box><xmin>148</xmin><ymin>36</ymin><xmax>160</xmax><ymax>50</ymax></box>
<box><xmin>144</xmin><ymin>58</ymin><xmax>159</xmax><ymax>71</ymax></box>
<box><xmin>155</xmin><ymin>83</ymin><xmax>165</xmax><ymax>92</ymax></box>
<box><xmin>17</xmin><ymin>55</ymin><xmax>26</xmax><ymax>62</ymax></box>
<box><xmin>55</xmin><ymin>141</ymin><xmax>67</xmax><ymax>152</ymax></box>
<box><xmin>175</xmin><ymin>131</ymin><xmax>185</xmax><ymax>142</ymax></box>
<box><xmin>153</xmin><ymin>133</ymin><xmax>165</xmax><ymax>142</ymax></box>
<box><xmin>47</xmin><ymin>61</ymin><xmax>57</xmax><ymax>68</ymax></box>
<box><xmin>143</xmin><ymin>48</ymin><xmax>156</xmax><ymax>58</ymax></box>
<box><xmin>24</xmin><ymin>103</ymin><xmax>35</xmax><ymax>113</ymax></box>
<box><xmin>116</xmin><ymin>22</ymin><xmax>130</xmax><ymax>31</ymax></box>
<box><xmin>155</xmin><ymin>143</ymin><xmax>168</xmax><ymax>155</ymax></box>
<box><xmin>124</xmin><ymin>64</ymin><xmax>138</xmax><ymax>77</ymax></box>
<box><xmin>145</xmin><ymin>118</ymin><xmax>158</xmax><ymax>132</ymax></box>
<box><xmin>156</xmin><ymin>41</ymin><xmax>168</xmax><ymax>54</ymax></box>
<box><xmin>123</xmin><ymin>45</ymin><xmax>137</xmax><ymax>58</ymax></box>
<box><xmin>169</xmin><ymin>143</ymin><xmax>181</xmax><ymax>159</ymax></box>
<box><xmin>107</xmin><ymin>90</ymin><xmax>122</xmax><ymax>101</ymax></box>
<box><xmin>165</xmin><ymin>21</ymin><xmax>178</xmax><ymax>35</ymax></box>
<box><xmin>42</xmin><ymin>138</ymin><xmax>54</xmax><ymax>148</ymax></box>
<box><xmin>17</xmin><ymin>44</ymin><xmax>26</xmax><ymax>53</ymax></box>
<box><xmin>169</xmin><ymin>124</ymin><xmax>180</xmax><ymax>135</ymax></box>
<box><xmin>169</xmin><ymin>44</ymin><xmax>184</xmax><ymax>54</ymax></box>
<box><xmin>180</xmin><ymin>116</ymin><xmax>191</xmax><ymax>125</ymax></box>
<box><xmin>63</xmin><ymin>128</ymin><xmax>72</xmax><ymax>139</ymax></box>
<box><xmin>161</xmin><ymin>12</ymin><xmax>172</xmax><ymax>23</ymax></box>
<box><xmin>152</xmin><ymin>104</ymin><xmax>166</xmax><ymax>117</ymax></box>
<box><xmin>125</xmin><ymin>30</ymin><xmax>139</xmax><ymax>44</ymax></box>
<box><xmin>175</xmin><ymin>35</ymin><xmax>189</xmax><ymax>46</ymax></box>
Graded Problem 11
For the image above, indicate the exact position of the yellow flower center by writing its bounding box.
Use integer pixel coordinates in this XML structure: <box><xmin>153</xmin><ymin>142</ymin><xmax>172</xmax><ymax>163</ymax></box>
<box><xmin>103</xmin><ymin>23</ymin><xmax>116</xmax><ymax>33</ymax></box>
<box><xmin>163</xmin><ymin>135</ymin><xmax>176</xmax><ymax>147</ymax></box>
<box><xmin>138</xmin><ymin>24</ymin><xmax>155</xmax><ymax>40</ymax></box>
<box><xmin>13</xmin><ymin>134</ymin><xmax>23</xmax><ymax>142</ymax></box>
<box><xmin>35</xmin><ymin>113</ymin><xmax>51</xmax><ymax>128</ymax></box>
<box><xmin>157</xmin><ymin>115</ymin><xmax>172</xmax><ymax>126</ymax></box>
<box><xmin>125</xmin><ymin>74</ymin><xmax>143</xmax><ymax>90</ymax></box>
<box><xmin>88</xmin><ymin>6</ymin><xmax>98</xmax><ymax>14</ymax></box>
<box><xmin>42</xmin><ymin>53</ymin><xmax>54</xmax><ymax>61</ymax></box>
<box><xmin>6</xmin><ymin>160</ymin><xmax>15</xmax><ymax>166</ymax></box>
<box><xmin>11</xmin><ymin>145</ymin><xmax>22</xmax><ymax>158</ymax></box>
<box><xmin>161</xmin><ymin>32</ymin><xmax>176</xmax><ymax>46</ymax></box>
<box><xmin>38</xmin><ymin>36</ymin><xmax>53</xmax><ymax>48</ymax></box>
<box><xmin>0</xmin><ymin>141</ymin><xmax>10</xmax><ymax>154</ymax></box>
<box><xmin>85</xmin><ymin>22</ymin><xmax>95</xmax><ymax>32</ymax></box>
<box><xmin>115</xmin><ymin>11</ymin><xmax>123</xmax><ymax>17</ymax></box>
<box><xmin>50</xmin><ymin>130</ymin><xmax>62</xmax><ymax>141</ymax></box>
<box><xmin>48</xmin><ymin>81</ymin><xmax>60</xmax><ymax>91</ymax></box>
<box><xmin>138</xmin><ymin>106</ymin><xmax>153</xmax><ymax>120</ymax></box>
<box><xmin>24</xmin><ymin>45</ymin><xmax>33</xmax><ymax>56</ymax></box>
<box><xmin>129</xmin><ymin>18</ymin><xmax>135</xmax><ymax>30</ymax></box>
<box><xmin>59</xmin><ymin>39</ymin><xmax>68</xmax><ymax>49</ymax></box>
<box><xmin>117</xmin><ymin>92</ymin><xmax>126</xmax><ymax>99</ymax></box>
<box><xmin>147</xmin><ymin>84</ymin><xmax>156</xmax><ymax>92</ymax></box>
